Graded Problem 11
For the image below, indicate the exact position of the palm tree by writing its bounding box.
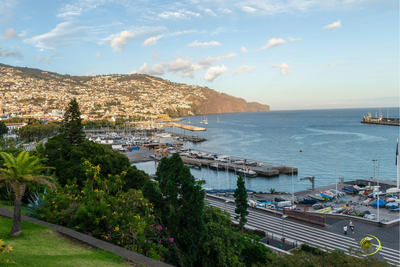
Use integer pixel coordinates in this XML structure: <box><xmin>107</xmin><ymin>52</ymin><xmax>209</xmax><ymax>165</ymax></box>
<box><xmin>268</xmin><ymin>188</ymin><xmax>276</xmax><ymax>201</ymax></box>
<box><xmin>0</xmin><ymin>151</ymin><xmax>55</xmax><ymax>236</ymax></box>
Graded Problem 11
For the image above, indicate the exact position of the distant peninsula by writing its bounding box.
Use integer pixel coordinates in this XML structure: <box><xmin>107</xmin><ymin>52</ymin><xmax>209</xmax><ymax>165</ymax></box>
<box><xmin>0</xmin><ymin>63</ymin><xmax>270</xmax><ymax>118</ymax></box>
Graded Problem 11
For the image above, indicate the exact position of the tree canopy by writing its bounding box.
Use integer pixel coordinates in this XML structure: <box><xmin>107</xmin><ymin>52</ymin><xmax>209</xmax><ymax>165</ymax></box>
<box><xmin>142</xmin><ymin>153</ymin><xmax>205</xmax><ymax>266</ymax></box>
<box><xmin>234</xmin><ymin>174</ymin><xmax>249</xmax><ymax>233</ymax></box>
<box><xmin>59</xmin><ymin>98</ymin><xmax>85</xmax><ymax>146</ymax></box>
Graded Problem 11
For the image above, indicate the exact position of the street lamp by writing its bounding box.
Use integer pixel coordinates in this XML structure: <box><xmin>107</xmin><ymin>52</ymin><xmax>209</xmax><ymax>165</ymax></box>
<box><xmin>377</xmin><ymin>159</ymin><xmax>380</xmax><ymax>223</ymax></box>
<box><xmin>372</xmin><ymin>159</ymin><xmax>377</xmax><ymax>182</ymax></box>
<box><xmin>291</xmin><ymin>158</ymin><xmax>294</xmax><ymax>209</ymax></box>
<box><xmin>282</xmin><ymin>215</ymin><xmax>288</xmax><ymax>242</ymax></box>
<box><xmin>334</xmin><ymin>154</ymin><xmax>337</xmax><ymax>201</ymax></box>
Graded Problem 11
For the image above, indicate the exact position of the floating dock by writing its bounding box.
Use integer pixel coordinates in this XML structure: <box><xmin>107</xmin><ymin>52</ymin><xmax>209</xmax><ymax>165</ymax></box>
<box><xmin>150</xmin><ymin>150</ymin><xmax>297</xmax><ymax>177</ymax></box>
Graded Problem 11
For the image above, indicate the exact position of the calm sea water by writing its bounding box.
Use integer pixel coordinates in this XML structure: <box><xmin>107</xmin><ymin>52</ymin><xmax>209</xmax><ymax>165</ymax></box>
<box><xmin>134</xmin><ymin>108</ymin><xmax>400</xmax><ymax>193</ymax></box>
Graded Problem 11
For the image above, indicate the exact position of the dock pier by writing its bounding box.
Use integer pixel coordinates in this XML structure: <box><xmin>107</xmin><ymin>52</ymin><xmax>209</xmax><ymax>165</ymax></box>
<box><xmin>150</xmin><ymin>150</ymin><xmax>297</xmax><ymax>177</ymax></box>
<box><xmin>164</xmin><ymin>131</ymin><xmax>206</xmax><ymax>143</ymax></box>
<box><xmin>361</xmin><ymin>116</ymin><xmax>399</xmax><ymax>126</ymax></box>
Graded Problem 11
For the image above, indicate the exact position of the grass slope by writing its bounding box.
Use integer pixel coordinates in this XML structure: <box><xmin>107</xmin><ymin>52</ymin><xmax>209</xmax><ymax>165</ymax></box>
<box><xmin>0</xmin><ymin>217</ymin><xmax>135</xmax><ymax>266</ymax></box>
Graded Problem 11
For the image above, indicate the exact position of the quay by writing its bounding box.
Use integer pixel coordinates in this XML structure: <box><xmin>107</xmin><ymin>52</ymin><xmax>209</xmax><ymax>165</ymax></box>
<box><xmin>164</xmin><ymin>131</ymin><xmax>206</xmax><ymax>142</ymax></box>
<box><xmin>162</xmin><ymin>122</ymin><xmax>206</xmax><ymax>131</ymax></box>
<box><xmin>361</xmin><ymin>116</ymin><xmax>399</xmax><ymax>126</ymax></box>
<box><xmin>150</xmin><ymin>150</ymin><xmax>297</xmax><ymax>177</ymax></box>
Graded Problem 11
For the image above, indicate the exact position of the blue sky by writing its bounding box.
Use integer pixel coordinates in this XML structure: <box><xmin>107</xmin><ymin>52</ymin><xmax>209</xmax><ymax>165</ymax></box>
<box><xmin>0</xmin><ymin>0</ymin><xmax>398</xmax><ymax>110</ymax></box>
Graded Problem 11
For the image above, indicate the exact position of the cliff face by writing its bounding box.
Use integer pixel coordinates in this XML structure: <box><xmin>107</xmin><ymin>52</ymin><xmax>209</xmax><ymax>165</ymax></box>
<box><xmin>187</xmin><ymin>88</ymin><xmax>270</xmax><ymax>115</ymax></box>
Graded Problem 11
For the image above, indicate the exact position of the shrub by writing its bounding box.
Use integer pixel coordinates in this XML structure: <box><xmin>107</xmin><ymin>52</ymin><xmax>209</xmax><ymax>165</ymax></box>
<box><xmin>0</xmin><ymin>239</ymin><xmax>14</xmax><ymax>264</ymax></box>
<box><xmin>300</xmin><ymin>244</ymin><xmax>326</xmax><ymax>256</ymax></box>
<box><xmin>34</xmin><ymin>161</ymin><xmax>176</xmax><ymax>262</ymax></box>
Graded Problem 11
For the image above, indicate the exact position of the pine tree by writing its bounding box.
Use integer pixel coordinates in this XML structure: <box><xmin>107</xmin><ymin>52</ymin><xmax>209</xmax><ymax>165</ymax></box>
<box><xmin>59</xmin><ymin>98</ymin><xmax>85</xmax><ymax>145</ymax></box>
<box><xmin>234</xmin><ymin>174</ymin><xmax>249</xmax><ymax>233</ymax></box>
<box><xmin>142</xmin><ymin>153</ymin><xmax>205</xmax><ymax>266</ymax></box>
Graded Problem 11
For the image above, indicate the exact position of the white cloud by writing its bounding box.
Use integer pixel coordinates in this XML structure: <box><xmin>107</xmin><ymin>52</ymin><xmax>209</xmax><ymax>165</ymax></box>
<box><xmin>217</xmin><ymin>8</ymin><xmax>232</xmax><ymax>14</ymax></box>
<box><xmin>242</xmin><ymin>6</ymin><xmax>257</xmax><ymax>13</ymax></box>
<box><xmin>233</xmin><ymin>65</ymin><xmax>255</xmax><ymax>75</ymax></box>
<box><xmin>24</xmin><ymin>22</ymin><xmax>85</xmax><ymax>50</ymax></box>
<box><xmin>325</xmin><ymin>60</ymin><xmax>346</xmax><ymax>68</ymax></box>
<box><xmin>0</xmin><ymin>45</ymin><xmax>22</xmax><ymax>58</ymax></box>
<box><xmin>28</xmin><ymin>55</ymin><xmax>56</xmax><ymax>63</ymax></box>
<box><xmin>136</xmin><ymin>62</ymin><xmax>166</xmax><ymax>75</ymax></box>
<box><xmin>270</xmin><ymin>63</ymin><xmax>296</xmax><ymax>75</ymax></box>
<box><xmin>287</xmin><ymin>37</ymin><xmax>302</xmax><ymax>41</ymax></box>
<box><xmin>326</xmin><ymin>62</ymin><xmax>335</xmax><ymax>68</ymax></box>
<box><xmin>165</xmin><ymin>52</ymin><xmax>236</xmax><ymax>78</ymax></box>
<box><xmin>260</xmin><ymin>38</ymin><xmax>286</xmax><ymax>50</ymax></box>
<box><xmin>204</xmin><ymin>8</ymin><xmax>217</xmax><ymax>16</ymax></box>
<box><xmin>323</xmin><ymin>20</ymin><xmax>341</xmax><ymax>30</ymax></box>
<box><xmin>197</xmin><ymin>52</ymin><xmax>237</xmax><ymax>67</ymax></box>
<box><xmin>167</xmin><ymin>58</ymin><xmax>192</xmax><ymax>73</ymax></box>
<box><xmin>241</xmin><ymin>47</ymin><xmax>247</xmax><ymax>54</ymax></box>
<box><xmin>203</xmin><ymin>65</ymin><xmax>228</xmax><ymax>82</ymax></box>
<box><xmin>85</xmin><ymin>71</ymin><xmax>95</xmax><ymax>76</ymax></box>
<box><xmin>2</xmin><ymin>28</ymin><xmax>19</xmax><ymax>39</ymax></box>
<box><xmin>169</xmin><ymin>29</ymin><xmax>206</xmax><ymax>36</ymax></box>
<box><xmin>96</xmin><ymin>52</ymin><xmax>101</xmax><ymax>57</ymax></box>
<box><xmin>56</xmin><ymin>4</ymin><xmax>82</xmax><ymax>19</ymax></box>
<box><xmin>110</xmin><ymin>31</ymin><xmax>134</xmax><ymax>52</ymax></box>
<box><xmin>142</xmin><ymin>35</ymin><xmax>163</xmax><ymax>46</ymax></box>
<box><xmin>158</xmin><ymin>10</ymin><xmax>201</xmax><ymax>20</ymax></box>
<box><xmin>187</xmin><ymin>40</ymin><xmax>221</xmax><ymax>47</ymax></box>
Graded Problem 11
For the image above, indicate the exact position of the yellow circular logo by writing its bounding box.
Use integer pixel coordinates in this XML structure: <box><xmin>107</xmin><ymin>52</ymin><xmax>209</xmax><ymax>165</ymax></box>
<box><xmin>359</xmin><ymin>235</ymin><xmax>381</xmax><ymax>256</ymax></box>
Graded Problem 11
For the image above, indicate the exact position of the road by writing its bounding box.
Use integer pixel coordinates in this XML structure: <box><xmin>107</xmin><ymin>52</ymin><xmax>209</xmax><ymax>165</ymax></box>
<box><xmin>206</xmin><ymin>196</ymin><xmax>400</xmax><ymax>266</ymax></box>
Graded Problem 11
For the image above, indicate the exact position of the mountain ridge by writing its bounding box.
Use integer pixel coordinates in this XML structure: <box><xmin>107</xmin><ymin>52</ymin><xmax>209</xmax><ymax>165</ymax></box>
<box><xmin>0</xmin><ymin>63</ymin><xmax>270</xmax><ymax>117</ymax></box>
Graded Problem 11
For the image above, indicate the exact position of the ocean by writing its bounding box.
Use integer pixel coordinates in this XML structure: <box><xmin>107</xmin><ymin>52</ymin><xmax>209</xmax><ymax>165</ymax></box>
<box><xmin>134</xmin><ymin>107</ymin><xmax>400</xmax><ymax>193</ymax></box>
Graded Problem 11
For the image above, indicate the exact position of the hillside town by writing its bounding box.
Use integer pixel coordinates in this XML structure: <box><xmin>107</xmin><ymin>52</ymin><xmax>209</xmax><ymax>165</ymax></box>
<box><xmin>0</xmin><ymin>65</ymin><xmax>207</xmax><ymax>121</ymax></box>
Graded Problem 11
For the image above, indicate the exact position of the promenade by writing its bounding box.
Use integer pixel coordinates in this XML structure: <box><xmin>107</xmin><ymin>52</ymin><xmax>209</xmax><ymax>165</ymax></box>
<box><xmin>206</xmin><ymin>196</ymin><xmax>400</xmax><ymax>266</ymax></box>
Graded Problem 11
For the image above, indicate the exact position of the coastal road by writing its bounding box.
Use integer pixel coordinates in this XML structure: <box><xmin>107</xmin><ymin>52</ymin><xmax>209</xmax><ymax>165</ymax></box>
<box><xmin>206</xmin><ymin>197</ymin><xmax>400</xmax><ymax>266</ymax></box>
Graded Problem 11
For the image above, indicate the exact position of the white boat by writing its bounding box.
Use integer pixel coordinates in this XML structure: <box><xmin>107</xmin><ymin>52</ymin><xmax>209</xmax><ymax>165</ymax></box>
<box><xmin>235</xmin><ymin>167</ymin><xmax>257</xmax><ymax>177</ymax></box>
<box><xmin>210</xmin><ymin>163</ymin><xmax>223</xmax><ymax>170</ymax></box>
<box><xmin>386</xmin><ymin>188</ymin><xmax>400</xmax><ymax>194</ymax></box>
<box><xmin>232</xmin><ymin>160</ymin><xmax>245</xmax><ymax>164</ymax></box>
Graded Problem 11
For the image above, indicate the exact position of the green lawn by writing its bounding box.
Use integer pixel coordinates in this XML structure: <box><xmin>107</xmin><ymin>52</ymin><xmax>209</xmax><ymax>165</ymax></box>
<box><xmin>0</xmin><ymin>200</ymin><xmax>28</xmax><ymax>215</ymax></box>
<box><xmin>0</xmin><ymin>217</ymin><xmax>136</xmax><ymax>266</ymax></box>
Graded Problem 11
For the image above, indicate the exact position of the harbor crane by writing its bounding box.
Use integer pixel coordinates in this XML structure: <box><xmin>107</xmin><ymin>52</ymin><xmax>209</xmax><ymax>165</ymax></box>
<box><xmin>300</xmin><ymin>176</ymin><xmax>315</xmax><ymax>190</ymax></box>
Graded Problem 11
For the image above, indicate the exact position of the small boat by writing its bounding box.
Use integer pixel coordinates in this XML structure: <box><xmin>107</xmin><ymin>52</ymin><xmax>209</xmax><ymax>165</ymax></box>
<box><xmin>235</xmin><ymin>167</ymin><xmax>257</xmax><ymax>177</ymax></box>
<box><xmin>210</xmin><ymin>163</ymin><xmax>223</xmax><ymax>170</ymax></box>
<box><xmin>231</xmin><ymin>160</ymin><xmax>245</xmax><ymax>164</ymax></box>
<box><xmin>308</xmin><ymin>194</ymin><xmax>324</xmax><ymax>201</ymax></box>
<box><xmin>299</xmin><ymin>199</ymin><xmax>317</xmax><ymax>205</ymax></box>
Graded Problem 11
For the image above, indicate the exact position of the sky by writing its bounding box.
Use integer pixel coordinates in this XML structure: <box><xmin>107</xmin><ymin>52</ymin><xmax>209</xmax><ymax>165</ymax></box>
<box><xmin>0</xmin><ymin>0</ymin><xmax>399</xmax><ymax>110</ymax></box>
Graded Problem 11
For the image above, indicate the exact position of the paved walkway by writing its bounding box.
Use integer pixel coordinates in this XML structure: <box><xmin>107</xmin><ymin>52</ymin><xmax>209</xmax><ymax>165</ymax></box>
<box><xmin>207</xmin><ymin>196</ymin><xmax>400</xmax><ymax>266</ymax></box>
<box><xmin>0</xmin><ymin>207</ymin><xmax>172</xmax><ymax>267</ymax></box>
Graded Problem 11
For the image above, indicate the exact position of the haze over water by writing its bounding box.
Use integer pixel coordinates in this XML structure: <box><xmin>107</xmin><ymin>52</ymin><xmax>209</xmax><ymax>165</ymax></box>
<box><xmin>135</xmin><ymin>107</ymin><xmax>399</xmax><ymax>193</ymax></box>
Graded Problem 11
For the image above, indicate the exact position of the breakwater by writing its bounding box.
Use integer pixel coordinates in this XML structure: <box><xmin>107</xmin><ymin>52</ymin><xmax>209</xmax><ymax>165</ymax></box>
<box><xmin>361</xmin><ymin>116</ymin><xmax>399</xmax><ymax>126</ymax></box>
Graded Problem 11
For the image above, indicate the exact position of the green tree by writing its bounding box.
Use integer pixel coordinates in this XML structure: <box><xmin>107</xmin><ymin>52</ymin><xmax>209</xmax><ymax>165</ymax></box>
<box><xmin>45</xmin><ymin>135</ymin><xmax>130</xmax><ymax>187</ymax></box>
<box><xmin>234</xmin><ymin>174</ymin><xmax>249</xmax><ymax>233</ymax></box>
<box><xmin>198</xmin><ymin>206</ymin><xmax>244</xmax><ymax>267</ymax></box>
<box><xmin>59</xmin><ymin>98</ymin><xmax>85</xmax><ymax>146</ymax></box>
<box><xmin>0</xmin><ymin>151</ymin><xmax>55</xmax><ymax>236</ymax></box>
<box><xmin>142</xmin><ymin>153</ymin><xmax>205</xmax><ymax>266</ymax></box>
<box><xmin>123</xmin><ymin>165</ymin><xmax>150</xmax><ymax>191</ymax></box>
<box><xmin>0</xmin><ymin>121</ymin><xmax>8</xmax><ymax>136</ymax></box>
